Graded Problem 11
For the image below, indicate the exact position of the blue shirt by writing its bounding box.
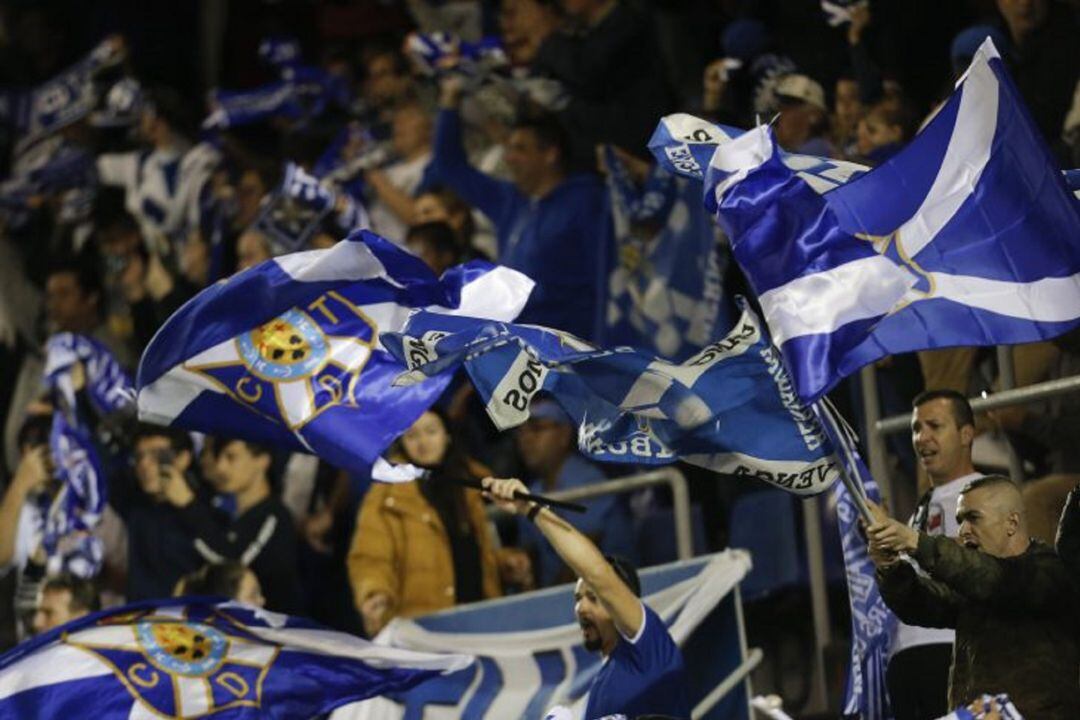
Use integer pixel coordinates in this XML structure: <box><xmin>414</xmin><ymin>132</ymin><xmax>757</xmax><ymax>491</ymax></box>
<box><xmin>520</xmin><ymin>454</ymin><xmax>636</xmax><ymax>586</ymax></box>
<box><xmin>585</xmin><ymin>604</ymin><xmax>690</xmax><ymax>719</ymax></box>
<box><xmin>425</xmin><ymin>110</ymin><xmax>611</xmax><ymax>341</ymax></box>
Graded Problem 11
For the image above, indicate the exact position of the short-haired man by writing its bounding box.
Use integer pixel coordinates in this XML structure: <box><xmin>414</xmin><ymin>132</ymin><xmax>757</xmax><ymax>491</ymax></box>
<box><xmin>32</xmin><ymin>574</ymin><xmax>100</xmax><ymax>635</ymax></box>
<box><xmin>484</xmin><ymin>477</ymin><xmax>689</xmax><ymax>719</ymax></box>
<box><xmin>887</xmin><ymin>389</ymin><xmax>982</xmax><ymax>720</ymax></box>
<box><xmin>163</xmin><ymin>438</ymin><xmax>302</xmax><ymax>613</ymax></box>
<box><xmin>425</xmin><ymin>76</ymin><xmax>610</xmax><ymax>340</ymax></box>
<box><xmin>868</xmin><ymin>475</ymin><xmax>1080</xmax><ymax>719</ymax></box>
<box><xmin>113</xmin><ymin>424</ymin><xmax>207</xmax><ymax>601</ymax></box>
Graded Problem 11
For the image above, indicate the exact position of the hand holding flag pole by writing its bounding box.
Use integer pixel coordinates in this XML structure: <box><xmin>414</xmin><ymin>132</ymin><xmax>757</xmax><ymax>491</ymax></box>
<box><xmin>371</xmin><ymin>458</ymin><xmax>587</xmax><ymax>513</ymax></box>
<box><xmin>813</xmin><ymin>398</ymin><xmax>875</xmax><ymax>523</ymax></box>
<box><xmin>452</xmin><ymin>476</ymin><xmax>588</xmax><ymax>514</ymax></box>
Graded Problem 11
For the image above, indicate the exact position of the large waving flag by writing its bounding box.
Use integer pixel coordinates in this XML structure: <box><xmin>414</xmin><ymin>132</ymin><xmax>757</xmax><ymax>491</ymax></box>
<box><xmin>136</xmin><ymin>230</ymin><xmax>533</xmax><ymax>473</ymax></box>
<box><xmin>41</xmin><ymin>334</ymin><xmax>134</xmax><ymax>578</ymax></box>
<box><xmin>0</xmin><ymin>598</ymin><xmax>470</xmax><ymax>719</ymax></box>
<box><xmin>382</xmin><ymin>301</ymin><xmax>839</xmax><ymax>494</ymax></box>
<box><xmin>652</xmin><ymin>39</ymin><xmax>1080</xmax><ymax>401</ymax></box>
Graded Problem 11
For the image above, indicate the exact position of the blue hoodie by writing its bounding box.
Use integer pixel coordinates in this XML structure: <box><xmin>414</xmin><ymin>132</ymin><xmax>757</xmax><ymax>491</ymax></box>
<box><xmin>425</xmin><ymin>109</ymin><xmax>611</xmax><ymax>340</ymax></box>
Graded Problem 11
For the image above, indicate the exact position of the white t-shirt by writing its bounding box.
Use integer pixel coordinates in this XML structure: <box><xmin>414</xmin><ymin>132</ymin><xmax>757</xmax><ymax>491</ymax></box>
<box><xmin>0</xmin><ymin>502</ymin><xmax>43</xmax><ymax>578</ymax></box>
<box><xmin>367</xmin><ymin>152</ymin><xmax>430</xmax><ymax>244</ymax></box>
<box><xmin>97</xmin><ymin>141</ymin><xmax>219</xmax><ymax>244</ymax></box>
<box><xmin>889</xmin><ymin>472</ymin><xmax>982</xmax><ymax>657</ymax></box>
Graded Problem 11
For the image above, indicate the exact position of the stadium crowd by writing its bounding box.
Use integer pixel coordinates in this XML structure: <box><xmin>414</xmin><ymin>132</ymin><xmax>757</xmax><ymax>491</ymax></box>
<box><xmin>0</xmin><ymin>0</ymin><xmax>1078</xmax><ymax>717</ymax></box>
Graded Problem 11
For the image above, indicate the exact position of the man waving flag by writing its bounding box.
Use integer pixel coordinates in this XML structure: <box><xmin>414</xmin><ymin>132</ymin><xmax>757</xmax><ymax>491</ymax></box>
<box><xmin>651</xmin><ymin>39</ymin><xmax>1080</xmax><ymax>402</ymax></box>
<box><xmin>136</xmin><ymin>229</ymin><xmax>533</xmax><ymax>474</ymax></box>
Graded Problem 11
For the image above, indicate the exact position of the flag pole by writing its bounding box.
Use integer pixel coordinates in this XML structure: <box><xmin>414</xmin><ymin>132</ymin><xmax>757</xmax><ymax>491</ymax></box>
<box><xmin>813</xmin><ymin>399</ymin><xmax>875</xmax><ymax>523</ymax></box>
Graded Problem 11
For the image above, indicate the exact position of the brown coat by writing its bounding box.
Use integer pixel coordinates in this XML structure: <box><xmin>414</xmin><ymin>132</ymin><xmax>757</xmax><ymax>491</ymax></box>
<box><xmin>347</xmin><ymin>480</ymin><xmax>501</xmax><ymax>620</ymax></box>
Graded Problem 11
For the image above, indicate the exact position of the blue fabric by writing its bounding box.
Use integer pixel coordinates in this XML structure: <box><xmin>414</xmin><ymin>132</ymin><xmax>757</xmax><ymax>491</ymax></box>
<box><xmin>425</xmin><ymin>109</ymin><xmax>611</xmax><ymax>340</ymax></box>
<box><xmin>0</xmin><ymin>598</ymin><xmax>452</xmax><ymax>719</ymax></box>
<box><xmin>583</xmin><ymin>605</ymin><xmax>690</xmax><ymax>720</ymax></box>
<box><xmin>680</xmin><ymin>48</ymin><xmax>1080</xmax><ymax>401</ymax></box>
<box><xmin>816</xmin><ymin>403</ymin><xmax>896</xmax><ymax>720</ymax></box>
<box><xmin>41</xmin><ymin>334</ymin><xmax>134</xmax><ymax>578</ymax></box>
<box><xmin>602</xmin><ymin>146</ymin><xmax>733</xmax><ymax>360</ymax></box>
<box><xmin>13</xmin><ymin>39</ymin><xmax>122</xmax><ymax>155</ymax></box>
<box><xmin>205</xmin><ymin>65</ymin><xmax>349</xmax><ymax>130</ymax></box>
<box><xmin>520</xmin><ymin>454</ymin><xmax>636</xmax><ymax>586</ymax></box>
<box><xmin>136</xmin><ymin>230</ymin><xmax>523</xmax><ymax>475</ymax></box>
<box><xmin>405</xmin><ymin>32</ymin><xmax>508</xmax><ymax>81</ymax></box>
<box><xmin>381</xmin><ymin>301</ymin><xmax>840</xmax><ymax>495</ymax></box>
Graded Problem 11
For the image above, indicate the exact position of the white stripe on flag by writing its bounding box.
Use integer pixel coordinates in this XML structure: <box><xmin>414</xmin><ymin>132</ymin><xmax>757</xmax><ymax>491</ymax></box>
<box><xmin>0</xmin><ymin>644</ymin><xmax>112</xmax><ymax>699</ymax></box>
<box><xmin>897</xmin><ymin>43</ymin><xmax>999</xmax><ymax>259</ymax></box>
<box><xmin>758</xmin><ymin>256</ymin><xmax>915</xmax><ymax>345</ymax></box>
<box><xmin>923</xmin><ymin>270</ymin><xmax>1080</xmax><ymax>322</ymax></box>
<box><xmin>429</xmin><ymin>266</ymin><xmax>536</xmax><ymax>322</ymax></box>
<box><xmin>276</xmin><ymin>241</ymin><xmax>388</xmax><ymax>284</ymax></box>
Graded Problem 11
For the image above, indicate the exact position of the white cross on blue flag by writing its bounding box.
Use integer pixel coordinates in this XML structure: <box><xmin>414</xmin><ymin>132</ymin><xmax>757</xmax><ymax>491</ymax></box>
<box><xmin>652</xmin><ymin>39</ymin><xmax>1080</xmax><ymax>402</ymax></box>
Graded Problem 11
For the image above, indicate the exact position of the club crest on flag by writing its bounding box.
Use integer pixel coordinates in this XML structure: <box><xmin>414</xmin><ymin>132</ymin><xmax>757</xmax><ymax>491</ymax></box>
<box><xmin>184</xmin><ymin>294</ymin><xmax>377</xmax><ymax>432</ymax></box>
<box><xmin>63</xmin><ymin>608</ymin><xmax>279</xmax><ymax>718</ymax></box>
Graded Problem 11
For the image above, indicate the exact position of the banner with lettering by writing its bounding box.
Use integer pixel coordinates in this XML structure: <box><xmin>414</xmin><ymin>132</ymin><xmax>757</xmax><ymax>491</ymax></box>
<box><xmin>333</xmin><ymin>551</ymin><xmax>753</xmax><ymax>720</ymax></box>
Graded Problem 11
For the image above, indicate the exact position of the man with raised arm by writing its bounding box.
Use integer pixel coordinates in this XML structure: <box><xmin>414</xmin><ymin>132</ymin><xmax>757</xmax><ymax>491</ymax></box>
<box><xmin>483</xmin><ymin>477</ymin><xmax>689</xmax><ymax>719</ymax></box>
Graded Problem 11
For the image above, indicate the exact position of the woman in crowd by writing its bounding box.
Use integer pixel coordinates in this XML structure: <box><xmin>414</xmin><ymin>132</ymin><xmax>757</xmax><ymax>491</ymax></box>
<box><xmin>346</xmin><ymin>409</ymin><xmax>501</xmax><ymax>637</ymax></box>
<box><xmin>175</xmin><ymin>560</ymin><xmax>266</xmax><ymax>608</ymax></box>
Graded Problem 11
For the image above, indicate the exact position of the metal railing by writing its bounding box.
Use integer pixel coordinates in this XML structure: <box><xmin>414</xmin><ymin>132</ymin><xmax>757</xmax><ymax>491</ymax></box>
<box><xmin>694</xmin><ymin>648</ymin><xmax>764</xmax><ymax>718</ymax></box>
<box><xmin>544</xmin><ymin>467</ymin><xmax>694</xmax><ymax>560</ymax></box>
<box><xmin>875</xmin><ymin>373</ymin><xmax>1080</xmax><ymax>435</ymax></box>
<box><xmin>867</xmin><ymin>347</ymin><xmax>1080</xmax><ymax>492</ymax></box>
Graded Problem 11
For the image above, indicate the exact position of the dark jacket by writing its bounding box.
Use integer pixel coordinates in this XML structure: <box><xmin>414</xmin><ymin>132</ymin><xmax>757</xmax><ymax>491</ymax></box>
<box><xmin>109</xmin><ymin>472</ymin><xmax>206</xmax><ymax>601</ymax></box>
<box><xmin>531</xmin><ymin>1</ymin><xmax>674</xmax><ymax>156</ymax></box>
<box><xmin>1055</xmin><ymin>483</ymin><xmax>1080</xmax><ymax>577</ymax></box>
<box><xmin>125</xmin><ymin>497</ymin><xmax>206</xmax><ymax>601</ymax></box>
<box><xmin>878</xmin><ymin>534</ymin><xmax>1080</xmax><ymax>720</ymax></box>
<box><xmin>177</xmin><ymin>496</ymin><xmax>303</xmax><ymax>614</ymax></box>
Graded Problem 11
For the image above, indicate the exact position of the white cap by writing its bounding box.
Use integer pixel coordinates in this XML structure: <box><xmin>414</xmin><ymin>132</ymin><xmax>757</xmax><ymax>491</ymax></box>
<box><xmin>774</xmin><ymin>74</ymin><xmax>827</xmax><ymax>112</ymax></box>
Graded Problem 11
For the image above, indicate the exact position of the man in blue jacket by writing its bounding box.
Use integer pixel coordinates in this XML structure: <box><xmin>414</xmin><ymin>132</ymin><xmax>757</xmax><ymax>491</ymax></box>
<box><xmin>425</xmin><ymin>76</ymin><xmax>611</xmax><ymax>341</ymax></box>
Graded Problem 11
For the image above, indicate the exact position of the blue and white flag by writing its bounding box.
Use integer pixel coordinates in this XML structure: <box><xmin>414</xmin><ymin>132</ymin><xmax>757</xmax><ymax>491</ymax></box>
<box><xmin>252</xmin><ymin>163</ymin><xmax>370</xmax><ymax>256</ymax></box>
<box><xmin>649</xmin><ymin>112</ymin><xmax>868</xmax><ymax>194</ymax></box>
<box><xmin>659</xmin><ymin>40</ymin><xmax>1080</xmax><ymax>401</ymax></box>
<box><xmin>136</xmin><ymin>230</ymin><xmax>533</xmax><ymax>474</ymax></box>
<box><xmin>816</xmin><ymin>403</ymin><xmax>895</xmax><ymax>720</ymax></box>
<box><xmin>404</xmin><ymin>32</ymin><xmax>508</xmax><ymax>83</ymax></box>
<box><xmin>382</xmin><ymin>302</ymin><xmax>839</xmax><ymax>494</ymax></box>
<box><xmin>0</xmin><ymin>598</ymin><xmax>471</xmax><ymax>719</ymax></box>
<box><xmin>41</xmin><ymin>334</ymin><xmax>134</xmax><ymax>578</ymax></box>
<box><xmin>13</xmin><ymin>38</ymin><xmax>125</xmax><ymax>156</ymax></box>
<box><xmin>203</xmin><ymin>65</ymin><xmax>349</xmax><ymax>131</ymax></box>
<box><xmin>602</xmin><ymin>146</ymin><xmax>733</xmax><ymax>361</ymax></box>
<box><xmin>340</xmin><ymin>551</ymin><xmax>752</xmax><ymax>720</ymax></box>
